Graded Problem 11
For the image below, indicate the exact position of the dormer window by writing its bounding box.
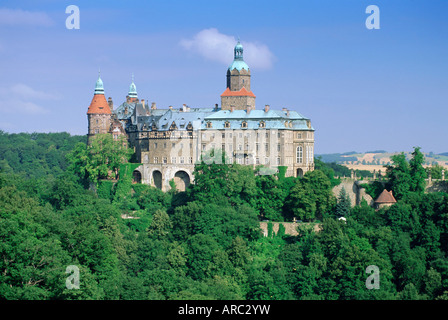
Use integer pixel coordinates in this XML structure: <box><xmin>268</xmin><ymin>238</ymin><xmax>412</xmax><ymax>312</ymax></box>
<box><xmin>259</xmin><ymin>121</ymin><xmax>265</xmax><ymax>128</ymax></box>
<box><xmin>242</xmin><ymin>121</ymin><xmax>248</xmax><ymax>128</ymax></box>
<box><xmin>206</xmin><ymin>121</ymin><xmax>212</xmax><ymax>128</ymax></box>
<box><xmin>225</xmin><ymin>121</ymin><xmax>230</xmax><ymax>128</ymax></box>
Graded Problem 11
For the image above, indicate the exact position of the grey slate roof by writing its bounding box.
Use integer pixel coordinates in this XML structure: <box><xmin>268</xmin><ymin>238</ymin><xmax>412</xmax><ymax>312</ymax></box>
<box><xmin>114</xmin><ymin>103</ymin><xmax>314</xmax><ymax>132</ymax></box>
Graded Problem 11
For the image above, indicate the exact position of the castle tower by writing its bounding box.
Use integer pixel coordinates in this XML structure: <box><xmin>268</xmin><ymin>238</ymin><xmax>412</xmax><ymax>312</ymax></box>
<box><xmin>127</xmin><ymin>74</ymin><xmax>139</xmax><ymax>103</ymax></box>
<box><xmin>87</xmin><ymin>74</ymin><xmax>112</xmax><ymax>144</ymax></box>
<box><xmin>221</xmin><ymin>40</ymin><xmax>256</xmax><ymax>110</ymax></box>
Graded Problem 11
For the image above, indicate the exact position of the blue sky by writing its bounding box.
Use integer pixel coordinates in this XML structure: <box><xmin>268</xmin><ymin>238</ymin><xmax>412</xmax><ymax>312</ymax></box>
<box><xmin>0</xmin><ymin>0</ymin><xmax>447</xmax><ymax>154</ymax></box>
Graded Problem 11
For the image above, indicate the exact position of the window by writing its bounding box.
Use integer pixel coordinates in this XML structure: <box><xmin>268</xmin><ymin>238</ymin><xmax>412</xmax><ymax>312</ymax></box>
<box><xmin>238</xmin><ymin>144</ymin><xmax>242</xmax><ymax>151</ymax></box>
<box><xmin>154</xmin><ymin>157</ymin><xmax>159</xmax><ymax>164</ymax></box>
<box><xmin>297</xmin><ymin>146</ymin><xmax>303</xmax><ymax>163</ymax></box>
<box><xmin>256</xmin><ymin>158</ymin><xmax>260</xmax><ymax>164</ymax></box>
<box><xmin>163</xmin><ymin>157</ymin><xmax>167</xmax><ymax>164</ymax></box>
<box><xmin>265</xmin><ymin>158</ymin><xmax>269</xmax><ymax>165</ymax></box>
<box><xmin>172</xmin><ymin>143</ymin><xmax>176</xmax><ymax>148</ymax></box>
<box><xmin>180</xmin><ymin>157</ymin><xmax>185</xmax><ymax>164</ymax></box>
<box><xmin>277</xmin><ymin>157</ymin><xmax>281</xmax><ymax>165</ymax></box>
<box><xmin>277</xmin><ymin>144</ymin><xmax>281</xmax><ymax>152</ymax></box>
<box><xmin>222</xmin><ymin>132</ymin><xmax>225</xmax><ymax>138</ymax></box>
<box><xmin>164</xmin><ymin>143</ymin><xmax>167</xmax><ymax>148</ymax></box>
<box><xmin>154</xmin><ymin>143</ymin><xmax>158</xmax><ymax>149</ymax></box>
<box><xmin>206</xmin><ymin>122</ymin><xmax>212</xmax><ymax>128</ymax></box>
<box><xmin>202</xmin><ymin>144</ymin><xmax>206</xmax><ymax>151</ymax></box>
<box><xmin>265</xmin><ymin>143</ymin><xmax>269</xmax><ymax>152</ymax></box>
<box><xmin>256</xmin><ymin>143</ymin><xmax>259</xmax><ymax>151</ymax></box>
<box><xmin>188</xmin><ymin>157</ymin><xmax>193</xmax><ymax>164</ymax></box>
<box><xmin>171</xmin><ymin>157</ymin><xmax>177</xmax><ymax>164</ymax></box>
<box><xmin>278</xmin><ymin>132</ymin><xmax>281</xmax><ymax>138</ymax></box>
<box><xmin>297</xmin><ymin>133</ymin><xmax>302</xmax><ymax>139</ymax></box>
<box><xmin>94</xmin><ymin>129</ymin><xmax>99</xmax><ymax>134</ymax></box>
<box><xmin>225</xmin><ymin>122</ymin><xmax>230</xmax><ymax>128</ymax></box>
<box><xmin>242</xmin><ymin>121</ymin><xmax>247</xmax><ymax>128</ymax></box>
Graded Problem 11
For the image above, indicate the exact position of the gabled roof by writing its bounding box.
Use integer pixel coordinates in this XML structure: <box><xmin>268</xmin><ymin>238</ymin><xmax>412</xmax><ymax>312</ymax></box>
<box><xmin>375</xmin><ymin>189</ymin><xmax>397</xmax><ymax>204</ymax></box>
<box><xmin>87</xmin><ymin>94</ymin><xmax>111</xmax><ymax>114</ymax></box>
<box><xmin>220</xmin><ymin>87</ymin><xmax>256</xmax><ymax>98</ymax></box>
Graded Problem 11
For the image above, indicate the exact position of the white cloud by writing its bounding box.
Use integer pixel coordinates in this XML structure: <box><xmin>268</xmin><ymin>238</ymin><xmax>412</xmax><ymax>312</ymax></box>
<box><xmin>10</xmin><ymin>84</ymin><xmax>59</xmax><ymax>100</ymax></box>
<box><xmin>0</xmin><ymin>100</ymin><xmax>49</xmax><ymax>115</ymax></box>
<box><xmin>180</xmin><ymin>28</ymin><xmax>274</xmax><ymax>69</ymax></box>
<box><xmin>0</xmin><ymin>8</ymin><xmax>54</xmax><ymax>27</ymax></box>
<box><xmin>0</xmin><ymin>84</ymin><xmax>58</xmax><ymax>115</ymax></box>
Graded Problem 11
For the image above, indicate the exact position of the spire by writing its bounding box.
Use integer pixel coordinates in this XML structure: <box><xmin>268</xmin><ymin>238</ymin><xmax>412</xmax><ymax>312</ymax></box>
<box><xmin>94</xmin><ymin>72</ymin><xmax>105</xmax><ymax>95</ymax></box>
<box><xmin>234</xmin><ymin>40</ymin><xmax>243</xmax><ymax>61</ymax></box>
<box><xmin>228</xmin><ymin>40</ymin><xmax>249</xmax><ymax>71</ymax></box>
<box><xmin>128</xmin><ymin>73</ymin><xmax>138</xmax><ymax>98</ymax></box>
<box><xmin>88</xmin><ymin>72</ymin><xmax>111</xmax><ymax>115</ymax></box>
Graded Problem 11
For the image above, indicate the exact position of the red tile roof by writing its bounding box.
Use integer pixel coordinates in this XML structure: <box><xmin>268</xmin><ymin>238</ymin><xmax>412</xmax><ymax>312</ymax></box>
<box><xmin>87</xmin><ymin>94</ymin><xmax>111</xmax><ymax>114</ymax></box>
<box><xmin>375</xmin><ymin>189</ymin><xmax>397</xmax><ymax>204</ymax></box>
<box><xmin>220</xmin><ymin>87</ymin><xmax>256</xmax><ymax>98</ymax></box>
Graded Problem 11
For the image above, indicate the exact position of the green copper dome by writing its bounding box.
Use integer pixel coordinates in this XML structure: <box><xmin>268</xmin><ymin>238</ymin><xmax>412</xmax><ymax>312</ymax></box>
<box><xmin>228</xmin><ymin>41</ymin><xmax>249</xmax><ymax>72</ymax></box>
<box><xmin>94</xmin><ymin>76</ymin><xmax>105</xmax><ymax>95</ymax></box>
<box><xmin>128</xmin><ymin>74</ymin><xmax>138</xmax><ymax>98</ymax></box>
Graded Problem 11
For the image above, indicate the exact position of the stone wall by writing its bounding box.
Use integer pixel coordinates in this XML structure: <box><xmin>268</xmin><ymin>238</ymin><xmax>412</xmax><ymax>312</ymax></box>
<box><xmin>332</xmin><ymin>179</ymin><xmax>375</xmax><ymax>207</ymax></box>
<box><xmin>259</xmin><ymin>221</ymin><xmax>321</xmax><ymax>237</ymax></box>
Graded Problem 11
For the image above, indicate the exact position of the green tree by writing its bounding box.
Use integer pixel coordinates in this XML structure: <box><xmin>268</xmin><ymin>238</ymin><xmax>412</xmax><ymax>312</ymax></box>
<box><xmin>409</xmin><ymin>147</ymin><xmax>427</xmax><ymax>193</ymax></box>
<box><xmin>335</xmin><ymin>187</ymin><xmax>351</xmax><ymax>218</ymax></box>
<box><xmin>285</xmin><ymin>170</ymin><xmax>336</xmax><ymax>221</ymax></box>
<box><xmin>67</xmin><ymin>134</ymin><xmax>133</xmax><ymax>185</ymax></box>
<box><xmin>385</xmin><ymin>152</ymin><xmax>412</xmax><ymax>200</ymax></box>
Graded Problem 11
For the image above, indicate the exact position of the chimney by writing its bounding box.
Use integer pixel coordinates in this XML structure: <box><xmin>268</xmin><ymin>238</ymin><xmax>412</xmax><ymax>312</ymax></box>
<box><xmin>215</xmin><ymin>103</ymin><xmax>218</xmax><ymax>110</ymax></box>
<box><xmin>108</xmin><ymin>97</ymin><xmax>113</xmax><ymax>110</ymax></box>
<box><xmin>264</xmin><ymin>104</ymin><xmax>270</xmax><ymax>113</ymax></box>
<box><xmin>141</xmin><ymin>99</ymin><xmax>145</xmax><ymax>106</ymax></box>
<box><xmin>230</xmin><ymin>105</ymin><xmax>235</xmax><ymax>113</ymax></box>
<box><xmin>246</xmin><ymin>105</ymin><xmax>251</xmax><ymax>114</ymax></box>
<box><xmin>151</xmin><ymin>102</ymin><xmax>156</xmax><ymax>110</ymax></box>
<box><xmin>169</xmin><ymin>105</ymin><xmax>173</xmax><ymax>110</ymax></box>
<box><xmin>182</xmin><ymin>104</ymin><xmax>187</xmax><ymax>112</ymax></box>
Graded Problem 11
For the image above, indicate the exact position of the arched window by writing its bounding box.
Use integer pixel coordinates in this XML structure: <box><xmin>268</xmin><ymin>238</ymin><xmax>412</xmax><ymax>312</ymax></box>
<box><xmin>296</xmin><ymin>146</ymin><xmax>303</xmax><ymax>163</ymax></box>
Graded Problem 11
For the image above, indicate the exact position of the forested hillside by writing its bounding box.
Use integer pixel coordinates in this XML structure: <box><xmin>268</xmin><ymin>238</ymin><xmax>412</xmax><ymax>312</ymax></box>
<box><xmin>1</xmin><ymin>132</ymin><xmax>448</xmax><ymax>300</ymax></box>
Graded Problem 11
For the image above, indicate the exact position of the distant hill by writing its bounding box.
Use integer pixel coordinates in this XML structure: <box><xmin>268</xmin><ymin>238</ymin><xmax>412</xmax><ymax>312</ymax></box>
<box><xmin>316</xmin><ymin>150</ymin><xmax>448</xmax><ymax>172</ymax></box>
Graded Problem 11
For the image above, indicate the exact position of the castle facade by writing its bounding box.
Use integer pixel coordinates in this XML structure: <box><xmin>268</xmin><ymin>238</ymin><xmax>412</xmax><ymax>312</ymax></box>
<box><xmin>87</xmin><ymin>41</ymin><xmax>315</xmax><ymax>191</ymax></box>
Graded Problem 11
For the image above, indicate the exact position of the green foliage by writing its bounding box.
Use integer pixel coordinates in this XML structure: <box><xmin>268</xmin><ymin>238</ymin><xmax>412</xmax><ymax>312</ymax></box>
<box><xmin>3</xmin><ymin>132</ymin><xmax>448</xmax><ymax>301</ymax></box>
<box><xmin>359</xmin><ymin>181</ymin><xmax>384</xmax><ymax>200</ymax></box>
<box><xmin>385</xmin><ymin>147</ymin><xmax>427</xmax><ymax>200</ymax></box>
<box><xmin>335</xmin><ymin>187</ymin><xmax>351</xmax><ymax>218</ymax></box>
<box><xmin>285</xmin><ymin>170</ymin><xmax>336</xmax><ymax>221</ymax></box>
<box><xmin>66</xmin><ymin>134</ymin><xmax>134</xmax><ymax>184</ymax></box>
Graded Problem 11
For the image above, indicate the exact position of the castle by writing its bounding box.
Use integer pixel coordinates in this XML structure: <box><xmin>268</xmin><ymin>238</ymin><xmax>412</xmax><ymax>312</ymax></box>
<box><xmin>87</xmin><ymin>41</ymin><xmax>315</xmax><ymax>191</ymax></box>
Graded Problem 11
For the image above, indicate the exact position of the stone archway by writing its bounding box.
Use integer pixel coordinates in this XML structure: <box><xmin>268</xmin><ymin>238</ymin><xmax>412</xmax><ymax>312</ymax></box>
<box><xmin>173</xmin><ymin>170</ymin><xmax>190</xmax><ymax>192</ymax></box>
<box><xmin>152</xmin><ymin>170</ymin><xmax>162</xmax><ymax>190</ymax></box>
<box><xmin>133</xmin><ymin>170</ymin><xmax>142</xmax><ymax>183</ymax></box>
<box><xmin>297</xmin><ymin>168</ymin><xmax>304</xmax><ymax>178</ymax></box>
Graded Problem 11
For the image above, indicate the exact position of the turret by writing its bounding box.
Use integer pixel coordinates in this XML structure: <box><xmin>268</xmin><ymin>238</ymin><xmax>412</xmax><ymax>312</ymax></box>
<box><xmin>87</xmin><ymin>73</ymin><xmax>112</xmax><ymax>144</ymax></box>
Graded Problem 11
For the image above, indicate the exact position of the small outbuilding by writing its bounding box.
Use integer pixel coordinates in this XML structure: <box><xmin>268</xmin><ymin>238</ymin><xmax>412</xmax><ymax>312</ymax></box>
<box><xmin>374</xmin><ymin>189</ymin><xmax>397</xmax><ymax>209</ymax></box>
